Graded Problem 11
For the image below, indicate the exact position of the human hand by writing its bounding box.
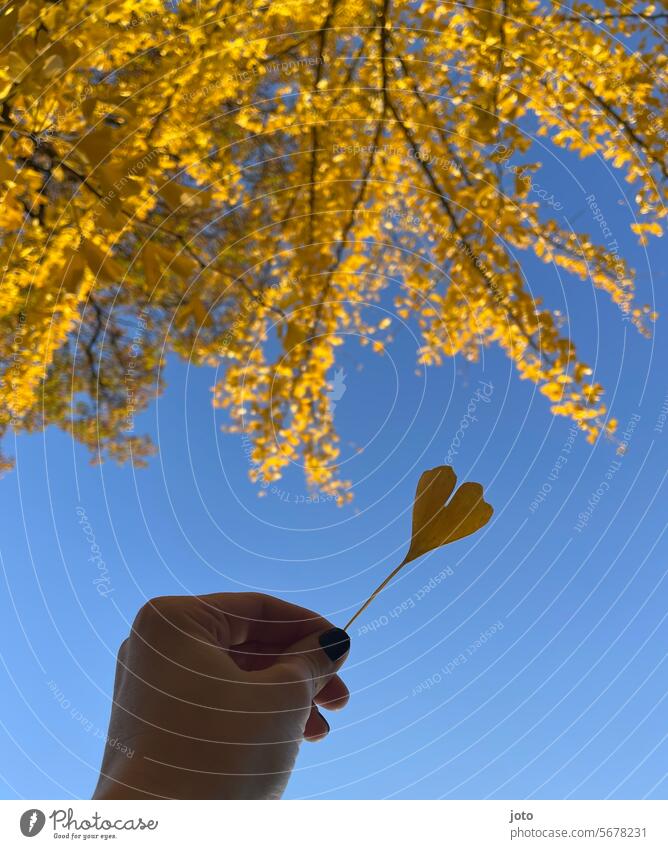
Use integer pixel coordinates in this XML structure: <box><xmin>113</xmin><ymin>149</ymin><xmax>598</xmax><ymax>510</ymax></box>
<box><xmin>92</xmin><ymin>593</ymin><xmax>351</xmax><ymax>799</ymax></box>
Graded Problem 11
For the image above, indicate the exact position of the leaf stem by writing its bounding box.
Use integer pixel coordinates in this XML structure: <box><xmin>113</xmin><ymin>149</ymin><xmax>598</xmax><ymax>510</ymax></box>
<box><xmin>344</xmin><ymin>555</ymin><xmax>409</xmax><ymax>630</ymax></box>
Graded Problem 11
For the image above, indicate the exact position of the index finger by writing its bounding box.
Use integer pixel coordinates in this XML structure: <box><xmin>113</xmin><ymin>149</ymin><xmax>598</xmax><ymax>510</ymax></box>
<box><xmin>196</xmin><ymin>592</ymin><xmax>335</xmax><ymax>648</ymax></box>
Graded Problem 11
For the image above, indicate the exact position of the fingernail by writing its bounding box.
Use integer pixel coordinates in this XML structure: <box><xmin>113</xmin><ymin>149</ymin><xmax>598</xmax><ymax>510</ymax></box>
<box><xmin>317</xmin><ymin>709</ymin><xmax>330</xmax><ymax>733</ymax></box>
<box><xmin>319</xmin><ymin>628</ymin><xmax>350</xmax><ymax>662</ymax></box>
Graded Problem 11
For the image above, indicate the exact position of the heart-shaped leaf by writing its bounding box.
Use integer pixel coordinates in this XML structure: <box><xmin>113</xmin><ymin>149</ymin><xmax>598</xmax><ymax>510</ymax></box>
<box><xmin>407</xmin><ymin>465</ymin><xmax>493</xmax><ymax>562</ymax></box>
<box><xmin>345</xmin><ymin>465</ymin><xmax>493</xmax><ymax>628</ymax></box>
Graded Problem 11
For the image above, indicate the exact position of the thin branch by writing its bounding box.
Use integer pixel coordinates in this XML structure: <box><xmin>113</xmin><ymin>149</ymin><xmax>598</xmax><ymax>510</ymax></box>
<box><xmin>297</xmin><ymin>0</ymin><xmax>390</xmax><ymax>375</ymax></box>
<box><xmin>307</xmin><ymin>128</ymin><xmax>318</xmax><ymax>244</ymax></box>
<box><xmin>392</xmin><ymin>49</ymin><xmax>474</xmax><ymax>188</ymax></box>
<box><xmin>53</xmin><ymin>150</ymin><xmax>286</xmax><ymax>318</ymax></box>
<box><xmin>387</xmin><ymin>94</ymin><xmax>550</xmax><ymax>360</ymax></box>
<box><xmin>555</xmin><ymin>11</ymin><xmax>668</xmax><ymax>24</ymax></box>
<box><xmin>577</xmin><ymin>79</ymin><xmax>668</xmax><ymax>181</ymax></box>
<box><xmin>329</xmin><ymin>33</ymin><xmax>371</xmax><ymax>110</ymax></box>
<box><xmin>306</xmin><ymin>2</ymin><xmax>340</xmax><ymax>244</ymax></box>
<box><xmin>147</xmin><ymin>88</ymin><xmax>178</xmax><ymax>142</ymax></box>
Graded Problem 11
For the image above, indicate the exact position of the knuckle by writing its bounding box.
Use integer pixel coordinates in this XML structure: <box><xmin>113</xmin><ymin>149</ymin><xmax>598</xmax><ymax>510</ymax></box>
<box><xmin>243</xmin><ymin>591</ymin><xmax>272</xmax><ymax>607</ymax></box>
<box><xmin>279</xmin><ymin>677</ymin><xmax>313</xmax><ymax>708</ymax></box>
<box><xmin>131</xmin><ymin>595</ymin><xmax>180</xmax><ymax>632</ymax></box>
<box><xmin>272</xmin><ymin>681</ymin><xmax>314</xmax><ymax>721</ymax></box>
<box><xmin>291</xmin><ymin>651</ymin><xmax>328</xmax><ymax>692</ymax></box>
<box><xmin>267</xmin><ymin>658</ymin><xmax>319</xmax><ymax>696</ymax></box>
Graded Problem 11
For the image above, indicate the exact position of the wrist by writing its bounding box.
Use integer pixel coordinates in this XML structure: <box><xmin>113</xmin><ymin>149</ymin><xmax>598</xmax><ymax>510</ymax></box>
<box><xmin>92</xmin><ymin>743</ymin><xmax>264</xmax><ymax>800</ymax></box>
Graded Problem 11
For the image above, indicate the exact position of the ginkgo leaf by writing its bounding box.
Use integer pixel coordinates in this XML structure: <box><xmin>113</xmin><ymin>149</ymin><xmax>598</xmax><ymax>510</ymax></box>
<box><xmin>407</xmin><ymin>466</ymin><xmax>493</xmax><ymax>561</ymax></box>
<box><xmin>283</xmin><ymin>321</ymin><xmax>307</xmax><ymax>351</ymax></box>
<box><xmin>58</xmin><ymin>249</ymin><xmax>86</xmax><ymax>293</ymax></box>
<box><xmin>80</xmin><ymin>241</ymin><xmax>124</xmax><ymax>284</ymax></box>
<box><xmin>77</xmin><ymin>130</ymin><xmax>115</xmax><ymax>168</ymax></box>
<box><xmin>190</xmin><ymin>297</ymin><xmax>210</xmax><ymax>326</ymax></box>
<box><xmin>345</xmin><ymin>465</ymin><xmax>493</xmax><ymax>628</ymax></box>
<box><xmin>142</xmin><ymin>244</ymin><xmax>162</xmax><ymax>289</ymax></box>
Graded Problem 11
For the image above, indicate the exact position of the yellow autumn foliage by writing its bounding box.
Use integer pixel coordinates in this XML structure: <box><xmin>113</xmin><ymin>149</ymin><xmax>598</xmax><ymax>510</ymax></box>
<box><xmin>0</xmin><ymin>0</ymin><xmax>665</xmax><ymax>494</ymax></box>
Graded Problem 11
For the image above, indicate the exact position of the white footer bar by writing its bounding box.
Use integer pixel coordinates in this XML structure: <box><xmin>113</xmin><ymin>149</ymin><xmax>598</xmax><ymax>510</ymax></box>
<box><xmin>1</xmin><ymin>800</ymin><xmax>667</xmax><ymax>848</ymax></box>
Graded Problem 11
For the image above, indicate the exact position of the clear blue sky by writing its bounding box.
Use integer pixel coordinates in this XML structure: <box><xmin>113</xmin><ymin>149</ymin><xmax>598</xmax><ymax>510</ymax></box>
<box><xmin>1</xmin><ymin>134</ymin><xmax>667</xmax><ymax>800</ymax></box>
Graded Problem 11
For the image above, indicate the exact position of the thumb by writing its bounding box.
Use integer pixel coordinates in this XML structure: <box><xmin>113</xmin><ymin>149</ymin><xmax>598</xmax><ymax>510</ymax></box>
<box><xmin>270</xmin><ymin>627</ymin><xmax>351</xmax><ymax>700</ymax></box>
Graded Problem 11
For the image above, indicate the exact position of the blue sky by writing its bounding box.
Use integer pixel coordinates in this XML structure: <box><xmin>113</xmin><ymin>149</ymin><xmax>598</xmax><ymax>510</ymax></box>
<box><xmin>1</xmin><ymin>131</ymin><xmax>667</xmax><ymax>800</ymax></box>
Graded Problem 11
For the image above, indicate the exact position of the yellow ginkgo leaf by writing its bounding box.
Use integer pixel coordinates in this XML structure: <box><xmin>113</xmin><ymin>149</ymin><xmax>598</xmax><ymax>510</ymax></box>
<box><xmin>141</xmin><ymin>244</ymin><xmax>162</xmax><ymax>289</ymax></box>
<box><xmin>77</xmin><ymin>130</ymin><xmax>115</xmax><ymax>168</ymax></box>
<box><xmin>407</xmin><ymin>466</ymin><xmax>493</xmax><ymax>561</ymax></box>
<box><xmin>80</xmin><ymin>241</ymin><xmax>124</xmax><ymax>284</ymax></box>
<box><xmin>345</xmin><ymin>465</ymin><xmax>493</xmax><ymax>628</ymax></box>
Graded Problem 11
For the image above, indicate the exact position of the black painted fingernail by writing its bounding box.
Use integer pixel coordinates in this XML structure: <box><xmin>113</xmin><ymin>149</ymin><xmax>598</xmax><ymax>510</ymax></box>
<box><xmin>319</xmin><ymin>628</ymin><xmax>350</xmax><ymax>662</ymax></box>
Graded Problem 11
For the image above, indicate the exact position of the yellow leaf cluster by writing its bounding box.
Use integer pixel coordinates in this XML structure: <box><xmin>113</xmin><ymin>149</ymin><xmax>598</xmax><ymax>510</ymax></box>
<box><xmin>0</xmin><ymin>0</ymin><xmax>664</xmax><ymax>493</ymax></box>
